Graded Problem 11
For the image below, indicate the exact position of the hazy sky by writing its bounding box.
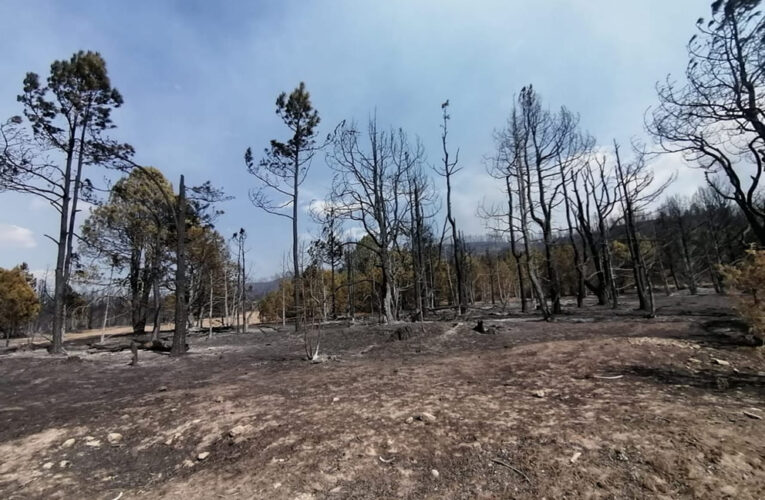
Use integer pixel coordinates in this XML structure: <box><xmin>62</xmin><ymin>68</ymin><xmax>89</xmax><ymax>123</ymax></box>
<box><xmin>0</xmin><ymin>0</ymin><xmax>708</xmax><ymax>280</ymax></box>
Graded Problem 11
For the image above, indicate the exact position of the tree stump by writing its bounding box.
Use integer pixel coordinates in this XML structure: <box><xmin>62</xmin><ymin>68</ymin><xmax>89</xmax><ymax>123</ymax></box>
<box><xmin>129</xmin><ymin>340</ymin><xmax>138</xmax><ymax>366</ymax></box>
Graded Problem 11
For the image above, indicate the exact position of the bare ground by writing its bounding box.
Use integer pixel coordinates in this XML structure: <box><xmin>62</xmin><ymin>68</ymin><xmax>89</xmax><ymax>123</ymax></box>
<box><xmin>1</xmin><ymin>293</ymin><xmax>764</xmax><ymax>499</ymax></box>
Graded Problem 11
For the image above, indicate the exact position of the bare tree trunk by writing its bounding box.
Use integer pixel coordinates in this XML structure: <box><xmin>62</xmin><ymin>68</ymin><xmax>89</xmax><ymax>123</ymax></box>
<box><xmin>645</xmin><ymin>261</ymin><xmax>656</xmax><ymax>318</ymax></box>
<box><xmin>330</xmin><ymin>258</ymin><xmax>336</xmax><ymax>319</ymax></box>
<box><xmin>281</xmin><ymin>281</ymin><xmax>286</xmax><ymax>326</ymax></box>
<box><xmin>678</xmin><ymin>220</ymin><xmax>698</xmax><ymax>295</ymax></box>
<box><xmin>708</xmin><ymin>221</ymin><xmax>726</xmax><ymax>294</ymax></box>
<box><xmin>439</xmin><ymin>102</ymin><xmax>466</xmax><ymax>315</ymax></box>
<box><xmin>489</xmin><ymin>253</ymin><xmax>496</xmax><ymax>306</ymax></box>
<box><xmin>515</xmin><ymin>257</ymin><xmax>527</xmax><ymax>313</ymax></box>
<box><xmin>347</xmin><ymin>246</ymin><xmax>355</xmax><ymax>323</ymax></box>
<box><xmin>614</xmin><ymin>144</ymin><xmax>657</xmax><ymax>314</ymax></box>
<box><xmin>445</xmin><ymin>262</ymin><xmax>455</xmax><ymax>307</ymax></box>
<box><xmin>223</xmin><ymin>270</ymin><xmax>229</xmax><ymax>327</ymax></box>
<box><xmin>100</xmin><ymin>266</ymin><xmax>113</xmax><ymax>345</ymax></box>
<box><xmin>602</xmin><ymin>239</ymin><xmax>619</xmax><ymax>309</ymax></box>
<box><xmin>380</xmin><ymin>252</ymin><xmax>396</xmax><ymax>323</ymax></box>
<box><xmin>668</xmin><ymin>257</ymin><xmax>682</xmax><ymax>291</ymax></box>
<box><xmin>232</xmin><ymin>284</ymin><xmax>238</xmax><ymax>331</ymax></box>
<box><xmin>208</xmin><ymin>272</ymin><xmax>214</xmax><ymax>339</ymax></box>
<box><xmin>657</xmin><ymin>249</ymin><xmax>672</xmax><ymax>296</ymax></box>
<box><xmin>624</xmin><ymin>221</ymin><xmax>647</xmax><ymax>308</ymax></box>
<box><xmin>51</xmin><ymin>127</ymin><xmax>78</xmax><ymax>354</ymax></box>
<box><xmin>517</xmin><ymin>172</ymin><xmax>550</xmax><ymax>320</ymax></box>
<box><xmin>410</xmin><ymin>180</ymin><xmax>425</xmax><ymax>321</ymax></box>
<box><xmin>542</xmin><ymin>235</ymin><xmax>562</xmax><ymax>313</ymax></box>
<box><xmin>428</xmin><ymin>251</ymin><xmax>436</xmax><ymax>309</ymax></box>
<box><xmin>321</xmin><ymin>271</ymin><xmax>328</xmax><ymax>322</ymax></box>
<box><xmin>171</xmin><ymin>175</ymin><xmax>188</xmax><ymax>356</ymax></box>
<box><xmin>615</xmin><ymin>145</ymin><xmax>645</xmax><ymax>309</ymax></box>
<box><xmin>292</xmin><ymin>154</ymin><xmax>302</xmax><ymax>335</ymax></box>
<box><xmin>560</xmin><ymin>166</ymin><xmax>585</xmax><ymax>307</ymax></box>
<box><xmin>572</xmin><ymin>176</ymin><xmax>611</xmax><ymax>306</ymax></box>
<box><xmin>446</xmin><ymin>173</ymin><xmax>466</xmax><ymax>315</ymax></box>
<box><xmin>151</xmin><ymin>276</ymin><xmax>161</xmax><ymax>341</ymax></box>
<box><xmin>525</xmin><ymin>249</ymin><xmax>550</xmax><ymax>319</ymax></box>
<box><xmin>58</xmin><ymin>119</ymin><xmax>90</xmax><ymax>351</ymax></box>
<box><xmin>241</xmin><ymin>238</ymin><xmax>247</xmax><ymax>332</ymax></box>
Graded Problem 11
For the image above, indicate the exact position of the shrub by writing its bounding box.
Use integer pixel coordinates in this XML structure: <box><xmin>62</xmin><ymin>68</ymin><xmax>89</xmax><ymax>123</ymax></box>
<box><xmin>721</xmin><ymin>249</ymin><xmax>765</xmax><ymax>342</ymax></box>
<box><xmin>0</xmin><ymin>266</ymin><xmax>40</xmax><ymax>344</ymax></box>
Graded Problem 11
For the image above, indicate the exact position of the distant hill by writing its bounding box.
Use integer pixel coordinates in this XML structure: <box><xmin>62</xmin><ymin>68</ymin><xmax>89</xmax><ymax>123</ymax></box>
<box><xmin>247</xmin><ymin>278</ymin><xmax>281</xmax><ymax>300</ymax></box>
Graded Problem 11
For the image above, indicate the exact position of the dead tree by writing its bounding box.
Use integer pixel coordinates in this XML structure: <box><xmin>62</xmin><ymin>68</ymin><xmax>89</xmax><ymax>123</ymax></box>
<box><xmin>344</xmin><ymin>240</ymin><xmax>356</xmax><ymax>323</ymax></box>
<box><xmin>328</xmin><ymin>118</ymin><xmax>418</xmax><ymax>323</ymax></box>
<box><xmin>408</xmin><ymin>173</ymin><xmax>425</xmax><ymax>321</ymax></box>
<box><xmin>570</xmin><ymin>154</ymin><xmax>619</xmax><ymax>307</ymax></box>
<box><xmin>518</xmin><ymin>86</ymin><xmax>577</xmax><ymax>315</ymax></box>
<box><xmin>613</xmin><ymin>143</ymin><xmax>673</xmax><ymax>316</ymax></box>
<box><xmin>231</xmin><ymin>229</ymin><xmax>247</xmax><ymax>332</ymax></box>
<box><xmin>649</xmin><ymin>0</ymin><xmax>765</xmax><ymax>244</ymax></box>
<box><xmin>488</xmin><ymin>87</ymin><xmax>584</xmax><ymax>316</ymax></box>
<box><xmin>434</xmin><ymin>100</ymin><xmax>467</xmax><ymax>315</ymax></box>
<box><xmin>407</xmin><ymin>164</ymin><xmax>436</xmax><ymax>321</ymax></box>
<box><xmin>281</xmin><ymin>253</ymin><xmax>288</xmax><ymax>325</ymax></box>
<box><xmin>486</xmin><ymin>129</ymin><xmax>528</xmax><ymax>312</ymax></box>
<box><xmin>557</xmin><ymin>128</ymin><xmax>594</xmax><ymax>308</ymax></box>
<box><xmin>505</xmin><ymin>104</ymin><xmax>551</xmax><ymax>319</ymax></box>
<box><xmin>690</xmin><ymin>185</ymin><xmax>748</xmax><ymax>291</ymax></box>
<box><xmin>172</xmin><ymin>175</ymin><xmax>188</xmax><ymax>355</ymax></box>
<box><xmin>659</xmin><ymin>196</ymin><xmax>699</xmax><ymax>295</ymax></box>
<box><xmin>504</xmin><ymin>177</ymin><xmax>528</xmax><ymax>312</ymax></box>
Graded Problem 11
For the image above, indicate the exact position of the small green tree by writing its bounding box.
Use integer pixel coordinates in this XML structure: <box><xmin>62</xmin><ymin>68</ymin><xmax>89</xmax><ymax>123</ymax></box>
<box><xmin>721</xmin><ymin>248</ymin><xmax>765</xmax><ymax>344</ymax></box>
<box><xmin>309</xmin><ymin>206</ymin><xmax>344</xmax><ymax>318</ymax></box>
<box><xmin>81</xmin><ymin>167</ymin><xmax>174</xmax><ymax>335</ymax></box>
<box><xmin>0</xmin><ymin>265</ymin><xmax>41</xmax><ymax>346</ymax></box>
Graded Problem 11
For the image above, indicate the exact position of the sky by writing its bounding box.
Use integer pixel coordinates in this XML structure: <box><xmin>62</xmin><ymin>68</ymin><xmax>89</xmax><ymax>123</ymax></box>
<box><xmin>0</xmin><ymin>0</ymin><xmax>710</xmax><ymax>281</ymax></box>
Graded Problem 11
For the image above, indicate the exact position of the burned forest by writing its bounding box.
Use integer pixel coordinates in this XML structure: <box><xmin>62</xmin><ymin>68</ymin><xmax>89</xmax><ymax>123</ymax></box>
<box><xmin>1</xmin><ymin>1</ymin><xmax>765</xmax><ymax>498</ymax></box>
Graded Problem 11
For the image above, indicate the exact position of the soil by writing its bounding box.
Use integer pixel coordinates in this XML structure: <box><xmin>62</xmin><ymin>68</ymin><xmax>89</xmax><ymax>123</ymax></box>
<box><xmin>1</xmin><ymin>292</ymin><xmax>764</xmax><ymax>499</ymax></box>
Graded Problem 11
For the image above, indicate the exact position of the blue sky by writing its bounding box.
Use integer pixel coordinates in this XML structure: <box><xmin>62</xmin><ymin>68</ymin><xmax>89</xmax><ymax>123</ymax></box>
<box><xmin>0</xmin><ymin>0</ymin><xmax>708</xmax><ymax>280</ymax></box>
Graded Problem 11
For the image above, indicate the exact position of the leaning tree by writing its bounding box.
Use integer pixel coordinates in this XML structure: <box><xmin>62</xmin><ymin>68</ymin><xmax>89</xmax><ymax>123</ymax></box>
<box><xmin>649</xmin><ymin>0</ymin><xmax>765</xmax><ymax>244</ymax></box>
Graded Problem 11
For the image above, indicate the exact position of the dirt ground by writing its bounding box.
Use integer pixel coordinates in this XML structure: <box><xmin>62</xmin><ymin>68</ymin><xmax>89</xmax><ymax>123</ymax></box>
<box><xmin>1</xmin><ymin>292</ymin><xmax>764</xmax><ymax>499</ymax></box>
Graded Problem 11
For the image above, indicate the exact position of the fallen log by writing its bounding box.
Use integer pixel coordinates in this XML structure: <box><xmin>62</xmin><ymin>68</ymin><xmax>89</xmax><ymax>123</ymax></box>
<box><xmin>88</xmin><ymin>343</ymin><xmax>126</xmax><ymax>353</ymax></box>
<box><xmin>89</xmin><ymin>339</ymin><xmax>174</xmax><ymax>353</ymax></box>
